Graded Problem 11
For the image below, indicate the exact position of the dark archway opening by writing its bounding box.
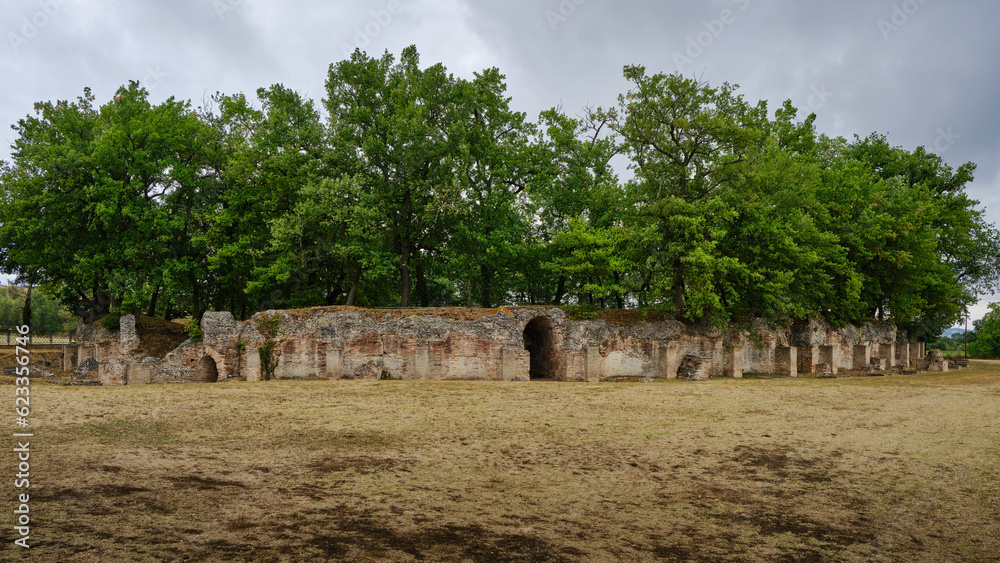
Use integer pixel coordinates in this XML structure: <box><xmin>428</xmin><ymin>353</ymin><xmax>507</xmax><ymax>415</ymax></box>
<box><xmin>523</xmin><ymin>316</ymin><xmax>557</xmax><ymax>380</ymax></box>
<box><xmin>198</xmin><ymin>355</ymin><xmax>219</xmax><ymax>383</ymax></box>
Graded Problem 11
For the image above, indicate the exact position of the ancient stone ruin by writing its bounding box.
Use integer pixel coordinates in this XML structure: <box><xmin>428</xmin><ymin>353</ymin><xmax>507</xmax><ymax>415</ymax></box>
<box><xmin>58</xmin><ymin>307</ymin><xmax>936</xmax><ymax>385</ymax></box>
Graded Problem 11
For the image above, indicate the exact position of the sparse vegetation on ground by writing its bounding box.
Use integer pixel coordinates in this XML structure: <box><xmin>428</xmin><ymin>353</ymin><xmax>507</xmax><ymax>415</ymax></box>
<box><xmin>1</xmin><ymin>361</ymin><xmax>998</xmax><ymax>561</ymax></box>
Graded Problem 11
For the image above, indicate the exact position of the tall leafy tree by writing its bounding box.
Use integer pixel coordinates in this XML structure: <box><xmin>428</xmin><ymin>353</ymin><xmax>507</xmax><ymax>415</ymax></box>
<box><xmin>968</xmin><ymin>303</ymin><xmax>1000</xmax><ymax>359</ymax></box>
<box><xmin>442</xmin><ymin>67</ymin><xmax>539</xmax><ymax>307</ymax></box>
<box><xmin>201</xmin><ymin>85</ymin><xmax>326</xmax><ymax>315</ymax></box>
<box><xmin>839</xmin><ymin>134</ymin><xmax>1000</xmax><ymax>338</ymax></box>
<box><xmin>596</xmin><ymin>68</ymin><xmax>763</xmax><ymax>320</ymax></box>
<box><xmin>532</xmin><ymin>108</ymin><xmax>629</xmax><ymax>306</ymax></box>
<box><xmin>0</xmin><ymin>83</ymin><xmax>216</xmax><ymax>319</ymax></box>
<box><xmin>325</xmin><ymin>46</ymin><xmax>459</xmax><ymax>306</ymax></box>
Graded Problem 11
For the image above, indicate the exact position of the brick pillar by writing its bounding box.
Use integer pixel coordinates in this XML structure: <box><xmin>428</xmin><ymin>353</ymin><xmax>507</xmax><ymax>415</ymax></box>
<box><xmin>245</xmin><ymin>348</ymin><xmax>261</xmax><ymax>381</ymax></box>
<box><xmin>898</xmin><ymin>343</ymin><xmax>910</xmax><ymax>367</ymax></box>
<box><xmin>499</xmin><ymin>347</ymin><xmax>523</xmax><ymax>381</ymax></box>
<box><xmin>776</xmin><ymin>347</ymin><xmax>797</xmax><ymax>377</ymax></box>
<box><xmin>853</xmin><ymin>344</ymin><xmax>871</xmax><ymax>370</ymax></box>
<box><xmin>797</xmin><ymin>346</ymin><xmax>818</xmax><ymax>375</ymax></box>
<box><xmin>818</xmin><ymin>345</ymin><xmax>838</xmax><ymax>375</ymax></box>
<box><xmin>325</xmin><ymin>347</ymin><xmax>343</xmax><ymax>380</ymax></box>
<box><xmin>659</xmin><ymin>344</ymin><xmax>680</xmax><ymax>379</ymax></box>
<box><xmin>119</xmin><ymin>314</ymin><xmax>138</xmax><ymax>354</ymax></box>
<box><xmin>583</xmin><ymin>346</ymin><xmax>601</xmax><ymax>382</ymax></box>
<box><xmin>874</xmin><ymin>342</ymin><xmax>895</xmax><ymax>366</ymax></box>
<box><xmin>724</xmin><ymin>345</ymin><xmax>743</xmax><ymax>378</ymax></box>
<box><xmin>415</xmin><ymin>344</ymin><xmax>430</xmax><ymax>380</ymax></box>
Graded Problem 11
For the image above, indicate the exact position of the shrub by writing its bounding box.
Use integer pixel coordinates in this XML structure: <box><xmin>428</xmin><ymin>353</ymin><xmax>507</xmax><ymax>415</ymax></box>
<box><xmin>566</xmin><ymin>304</ymin><xmax>600</xmax><ymax>320</ymax></box>
<box><xmin>100</xmin><ymin>312</ymin><xmax>121</xmax><ymax>331</ymax></box>
<box><xmin>185</xmin><ymin>317</ymin><xmax>203</xmax><ymax>342</ymax></box>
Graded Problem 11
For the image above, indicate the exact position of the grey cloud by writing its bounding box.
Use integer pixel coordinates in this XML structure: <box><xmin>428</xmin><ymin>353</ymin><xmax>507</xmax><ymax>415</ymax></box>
<box><xmin>1</xmin><ymin>0</ymin><xmax>997</xmax><ymax>311</ymax></box>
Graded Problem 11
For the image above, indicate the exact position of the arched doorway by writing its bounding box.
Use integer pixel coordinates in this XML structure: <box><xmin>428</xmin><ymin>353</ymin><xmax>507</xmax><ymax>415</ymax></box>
<box><xmin>198</xmin><ymin>355</ymin><xmax>219</xmax><ymax>383</ymax></box>
<box><xmin>523</xmin><ymin>316</ymin><xmax>558</xmax><ymax>380</ymax></box>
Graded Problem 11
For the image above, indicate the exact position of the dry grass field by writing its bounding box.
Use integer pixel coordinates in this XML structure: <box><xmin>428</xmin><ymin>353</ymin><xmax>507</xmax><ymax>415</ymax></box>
<box><xmin>2</xmin><ymin>353</ymin><xmax>999</xmax><ymax>562</ymax></box>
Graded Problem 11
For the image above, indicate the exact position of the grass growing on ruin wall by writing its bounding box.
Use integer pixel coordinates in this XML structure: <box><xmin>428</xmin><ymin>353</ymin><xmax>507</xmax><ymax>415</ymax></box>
<box><xmin>2</xmin><ymin>363</ymin><xmax>999</xmax><ymax>560</ymax></box>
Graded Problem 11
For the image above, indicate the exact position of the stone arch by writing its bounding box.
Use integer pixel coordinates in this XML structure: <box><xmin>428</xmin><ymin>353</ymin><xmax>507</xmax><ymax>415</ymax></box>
<box><xmin>197</xmin><ymin>355</ymin><xmax>219</xmax><ymax>383</ymax></box>
<box><xmin>522</xmin><ymin>316</ymin><xmax>560</xmax><ymax>380</ymax></box>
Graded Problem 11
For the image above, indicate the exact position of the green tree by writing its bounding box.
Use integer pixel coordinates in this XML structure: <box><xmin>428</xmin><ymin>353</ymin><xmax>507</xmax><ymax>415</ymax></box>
<box><xmin>968</xmin><ymin>304</ymin><xmax>1000</xmax><ymax>358</ymax></box>
<box><xmin>531</xmin><ymin>108</ymin><xmax>627</xmax><ymax>306</ymax></box>
<box><xmin>0</xmin><ymin>83</ymin><xmax>217</xmax><ymax>320</ymax></box>
<box><xmin>0</xmin><ymin>289</ymin><xmax>21</xmax><ymax>329</ymax></box>
<box><xmin>325</xmin><ymin>46</ymin><xmax>457</xmax><ymax>307</ymax></box>
<box><xmin>840</xmin><ymin>134</ymin><xmax>999</xmax><ymax>339</ymax></box>
<box><xmin>717</xmin><ymin>136</ymin><xmax>857</xmax><ymax>324</ymax></box>
<box><xmin>442</xmin><ymin>67</ymin><xmax>540</xmax><ymax>307</ymax></box>
<box><xmin>597</xmin><ymin>68</ymin><xmax>763</xmax><ymax>320</ymax></box>
<box><xmin>265</xmin><ymin>175</ymin><xmax>397</xmax><ymax>307</ymax></box>
<box><xmin>200</xmin><ymin>85</ymin><xmax>329</xmax><ymax>315</ymax></box>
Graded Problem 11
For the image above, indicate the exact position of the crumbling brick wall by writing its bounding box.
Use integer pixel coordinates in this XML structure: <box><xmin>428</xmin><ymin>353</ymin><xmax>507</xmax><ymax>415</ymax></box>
<box><xmin>71</xmin><ymin>309</ymin><xmax>919</xmax><ymax>384</ymax></box>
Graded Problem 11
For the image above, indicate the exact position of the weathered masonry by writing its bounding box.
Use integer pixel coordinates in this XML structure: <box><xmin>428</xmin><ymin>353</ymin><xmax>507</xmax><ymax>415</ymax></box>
<box><xmin>62</xmin><ymin>307</ymin><xmax>941</xmax><ymax>385</ymax></box>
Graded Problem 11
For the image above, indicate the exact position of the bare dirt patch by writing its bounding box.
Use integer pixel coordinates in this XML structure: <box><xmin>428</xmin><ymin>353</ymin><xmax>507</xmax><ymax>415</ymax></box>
<box><xmin>134</xmin><ymin>315</ymin><xmax>189</xmax><ymax>358</ymax></box>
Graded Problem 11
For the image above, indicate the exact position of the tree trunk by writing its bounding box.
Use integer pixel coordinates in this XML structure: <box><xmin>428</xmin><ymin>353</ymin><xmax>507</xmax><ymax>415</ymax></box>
<box><xmin>346</xmin><ymin>269</ymin><xmax>361</xmax><ymax>306</ymax></box>
<box><xmin>21</xmin><ymin>284</ymin><xmax>32</xmax><ymax>327</ymax></box>
<box><xmin>147</xmin><ymin>283</ymin><xmax>161</xmax><ymax>317</ymax></box>
<box><xmin>466</xmin><ymin>276</ymin><xmax>472</xmax><ymax>308</ymax></box>
<box><xmin>614</xmin><ymin>272</ymin><xmax>625</xmax><ymax>309</ymax></box>
<box><xmin>416</xmin><ymin>263</ymin><xmax>429</xmax><ymax>307</ymax></box>
<box><xmin>192</xmin><ymin>277</ymin><xmax>203</xmax><ymax>321</ymax></box>
<box><xmin>399</xmin><ymin>191</ymin><xmax>413</xmax><ymax>307</ymax></box>
<box><xmin>400</xmin><ymin>253</ymin><xmax>411</xmax><ymax>306</ymax></box>
<box><xmin>480</xmin><ymin>264</ymin><xmax>491</xmax><ymax>308</ymax></box>
<box><xmin>552</xmin><ymin>276</ymin><xmax>566</xmax><ymax>306</ymax></box>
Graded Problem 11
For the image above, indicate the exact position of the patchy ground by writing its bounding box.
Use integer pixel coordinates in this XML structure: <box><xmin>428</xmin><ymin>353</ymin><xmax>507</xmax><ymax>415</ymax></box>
<box><xmin>134</xmin><ymin>316</ymin><xmax>190</xmax><ymax>359</ymax></box>
<box><xmin>2</xmin><ymin>363</ymin><xmax>998</xmax><ymax>561</ymax></box>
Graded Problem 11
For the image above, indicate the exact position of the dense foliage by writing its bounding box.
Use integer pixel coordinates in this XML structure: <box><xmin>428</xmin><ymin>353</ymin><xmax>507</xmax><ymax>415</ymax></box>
<box><xmin>2</xmin><ymin>47</ymin><xmax>998</xmax><ymax>340</ymax></box>
<box><xmin>0</xmin><ymin>285</ymin><xmax>76</xmax><ymax>333</ymax></box>
<box><xmin>968</xmin><ymin>304</ymin><xmax>1000</xmax><ymax>358</ymax></box>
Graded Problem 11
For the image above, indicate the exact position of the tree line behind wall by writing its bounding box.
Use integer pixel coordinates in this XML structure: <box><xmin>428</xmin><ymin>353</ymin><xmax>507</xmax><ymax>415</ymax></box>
<box><xmin>1</xmin><ymin>46</ymin><xmax>998</xmax><ymax>341</ymax></box>
<box><xmin>0</xmin><ymin>285</ymin><xmax>77</xmax><ymax>333</ymax></box>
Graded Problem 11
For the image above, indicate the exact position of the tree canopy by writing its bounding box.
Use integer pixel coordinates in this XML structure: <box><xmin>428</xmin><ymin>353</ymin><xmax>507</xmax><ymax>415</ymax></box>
<box><xmin>968</xmin><ymin>304</ymin><xmax>1000</xmax><ymax>358</ymax></box>
<box><xmin>1</xmin><ymin>46</ymin><xmax>998</xmax><ymax>340</ymax></box>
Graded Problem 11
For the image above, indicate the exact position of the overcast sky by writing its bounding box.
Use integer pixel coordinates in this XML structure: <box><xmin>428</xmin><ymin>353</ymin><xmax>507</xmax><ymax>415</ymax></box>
<box><xmin>1</xmin><ymin>0</ymin><xmax>997</xmax><ymax>323</ymax></box>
